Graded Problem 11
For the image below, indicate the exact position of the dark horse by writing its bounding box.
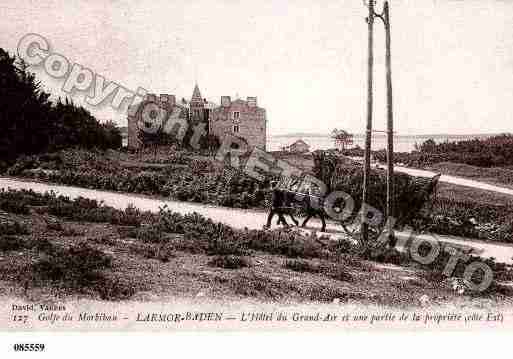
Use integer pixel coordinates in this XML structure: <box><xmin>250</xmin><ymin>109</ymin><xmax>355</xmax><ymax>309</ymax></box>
<box><xmin>266</xmin><ymin>187</ymin><xmax>326</xmax><ymax>231</ymax></box>
<box><xmin>265</xmin><ymin>187</ymin><xmax>299</xmax><ymax>228</ymax></box>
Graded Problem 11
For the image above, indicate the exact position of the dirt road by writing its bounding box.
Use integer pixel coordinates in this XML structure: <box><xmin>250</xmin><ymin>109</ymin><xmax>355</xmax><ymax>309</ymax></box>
<box><xmin>2</xmin><ymin>176</ymin><xmax>512</xmax><ymax>264</ymax></box>
<box><xmin>348</xmin><ymin>158</ymin><xmax>513</xmax><ymax>197</ymax></box>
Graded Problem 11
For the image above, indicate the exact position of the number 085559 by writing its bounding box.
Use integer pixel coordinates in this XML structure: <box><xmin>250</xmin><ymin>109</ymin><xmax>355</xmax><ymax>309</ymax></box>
<box><xmin>13</xmin><ymin>343</ymin><xmax>45</xmax><ymax>352</ymax></box>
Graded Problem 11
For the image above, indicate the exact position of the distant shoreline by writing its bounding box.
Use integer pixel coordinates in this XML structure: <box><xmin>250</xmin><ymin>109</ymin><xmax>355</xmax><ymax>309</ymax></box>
<box><xmin>270</xmin><ymin>132</ymin><xmax>509</xmax><ymax>138</ymax></box>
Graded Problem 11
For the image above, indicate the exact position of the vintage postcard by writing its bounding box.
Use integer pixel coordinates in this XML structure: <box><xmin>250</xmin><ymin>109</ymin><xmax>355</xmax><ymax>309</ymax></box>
<box><xmin>0</xmin><ymin>0</ymin><xmax>513</xmax><ymax>342</ymax></box>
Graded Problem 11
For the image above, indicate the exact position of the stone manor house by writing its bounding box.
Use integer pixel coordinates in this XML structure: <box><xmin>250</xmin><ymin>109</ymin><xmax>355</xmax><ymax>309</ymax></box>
<box><xmin>127</xmin><ymin>84</ymin><xmax>267</xmax><ymax>151</ymax></box>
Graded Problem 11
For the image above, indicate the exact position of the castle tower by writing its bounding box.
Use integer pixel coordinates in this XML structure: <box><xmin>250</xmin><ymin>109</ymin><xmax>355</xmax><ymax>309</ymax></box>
<box><xmin>190</xmin><ymin>83</ymin><xmax>204</xmax><ymax>124</ymax></box>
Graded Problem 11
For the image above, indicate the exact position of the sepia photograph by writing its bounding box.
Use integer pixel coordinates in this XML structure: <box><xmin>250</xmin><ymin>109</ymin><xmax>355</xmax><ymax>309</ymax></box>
<box><xmin>1</xmin><ymin>0</ymin><xmax>513</xmax><ymax>345</ymax></box>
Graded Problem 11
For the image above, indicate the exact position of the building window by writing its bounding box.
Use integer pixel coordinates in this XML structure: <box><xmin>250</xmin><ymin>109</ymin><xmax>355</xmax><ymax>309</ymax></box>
<box><xmin>233</xmin><ymin>125</ymin><xmax>239</xmax><ymax>133</ymax></box>
<box><xmin>233</xmin><ymin>111</ymin><xmax>240</xmax><ymax>121</ymax></box>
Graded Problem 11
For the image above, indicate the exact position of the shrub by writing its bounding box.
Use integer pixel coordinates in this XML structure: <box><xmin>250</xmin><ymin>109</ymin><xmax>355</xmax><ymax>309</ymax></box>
<box><xmin>206</xmin><ymin>235</ymin><xmax>249</xmax><ymax>256</ymax></box>
<box><xmin>131</xmin><ymin>243</ymin><xmax>175</xmax><ymax>262</ymax></box>
<box><xmin>313</xmin><ymin>151</ymin><xmax>436</xmax><ymax>230</ymax></box>
<box><xmin>96</xmin><ymin>276</ymin><xmax>138</xmax><ymax>301</ymax></box>
<box><xmin>0</xmin><ymin>219</ymin><xmax>29</xmax><ymax>235</ymax></box>
<box><xmin>245</xmin><ymin>229</ymin><xmax>326</xmax><ymax>259</ymax></box>
<box><xmin>284</xmin><ymin>259</ymin><xmax>319</xmax><ymax>273</ymax></box>
<box><xmin>227</xmin><ymin>273</ymin><xmax>294</xmax><ymax>300</ymax></box>
<box><xmin>0</xmin><ymin>189</ymin><xmax>56</xmax><ymax>206</ymax></box>
<box><xmin>320</xmin><ymin>263</ymin><xmax>354</xmax><ymax>282</ymax></box>
<box><xmin>0</xmin><ymin>199</ymin><xmax>30</xmax><ymax>215</ymax></box>
<box><xmin>61</xmin><ymin>226</ymin><xmax>83</xmax><ymax>237</ymax></box>
<box><xmin>208</xmin><ymin>255</ymin><xmax>250</xmax><ymax>269</ymax></box>
<box><xmin>112</xmin><ymin>204</ymin><xmax>142</xmax><ymax>227</ymax></box>
<box><xmin>0</xmin><ymin>236</ymin><xmax>29</xmax><ymax>251</ymax></box>
<box><xmin>47</xmin><ymin>195</ymin><xmax>143</xmax><ymax>227</ymax></box>
<box><xmin>32</xmin><ymin>242</ymin><xmax>112</xmax><ymax>286</ymax></box>
<box><xmin>128</xmin><ymin>225</ymin><xmax>165</xmax><ymax>243</ymax></box>
<box><xmin>284</xmin><ymin>259</ymin><xmax>353</xmax><ymax>282</ymax></box>
<box><xmin>45</xmin><ymin>218</ymin><xmax>63</xmax><ymax>231</ymax></box>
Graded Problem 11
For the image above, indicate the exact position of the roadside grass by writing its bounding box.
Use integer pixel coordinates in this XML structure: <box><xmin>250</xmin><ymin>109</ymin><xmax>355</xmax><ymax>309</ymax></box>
<box><xmin>284</xmin><ymin>259</ymin><xmax>319</xmax><ymax>273</ymax></box>
<box><xmin>129</xmin><ymin>242</ymin><xmax>175</xmax><ymax>263</ymax></box>
<box><xmin>5</xmin><ymin>148</ymin><xmax>513</xmax><ymax>245</ymax></box>
<box><xmin>430</xmin><ymin>183</ymin><xmax>513</xmax><ymax>242</ymax></box>
<box><xmin>208</xmin><ymin>255</ymin><xmax>251</xmax><ymax>269</ymax></box>
<box><xmin>29</xmin><ymin>241</ymin><xmax>138</xmax><ymax>301</ymax></box>
<box><xmin>4</xmin><ymin>148</ymin><xmax>269</xmax><ymax>209</ymax></box>
<box><xmin>284</xmin><ymin>259</ymin><xmax>353</xmax><ymax>282</ymax></box>
<box><xmin>0</xmin><ymin>219</ymin><xmax>30</xmax><ymax>235</ymax></box>
<box><xmin>48</xmin><ymin>198</ymin><xmax>144</xmax><ymax>227</ymax></box>
<box><xmin>0</xmin><ymin>235</ymin><xmax>31</xmax><ymax>251</ymax></box>
<box><xmin>0</xmin><ymin>198</ymin><xmax>30</xmax><ymax>214</ymax></box>
<box><xmin>1</xmin><ymin>188</ymin><xmax>512</xmax><ymax>304</ymax></box>
<box><xmin>429</xmin><ymin>162</ymin><xmax>513</xmax><ymax>187</ymax></box>
<box><xmin>436</xmin><ymin>182</ymin><xmax>513</xmax><ymax>208</ymax></box>
<box><xmin>219</xmin><ymin>272</ymin><xmax>364</xmax><ymax>303</ymax></box>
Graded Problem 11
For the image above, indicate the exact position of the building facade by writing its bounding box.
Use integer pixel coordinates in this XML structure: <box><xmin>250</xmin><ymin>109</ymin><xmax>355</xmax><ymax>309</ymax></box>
<box><xmin>281</xmin><ymin>139</ymin><xmax>310</xmax><ymax>153</ymax></box>
<box><xmin>210</xmin><ymin>96</ymin><xmax>266</xmax><ymax>150</ymax></box>
<box><xmin>127</xmin><ymin>85</ymin><xmax>266</xmax><ymax>151</ymax></box>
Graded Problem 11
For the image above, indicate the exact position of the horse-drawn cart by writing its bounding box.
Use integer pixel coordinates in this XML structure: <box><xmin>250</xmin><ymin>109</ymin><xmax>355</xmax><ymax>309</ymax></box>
<box><xmin>272</xmin><ymin>171</ymin><xmax>441</xmax><ymax>239</ymax></box>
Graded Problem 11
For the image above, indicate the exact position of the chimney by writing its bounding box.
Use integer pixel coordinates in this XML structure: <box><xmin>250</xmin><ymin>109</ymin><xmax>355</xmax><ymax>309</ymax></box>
<box><xmin>221</xmin><ymin>96</ymin><xmax>231</xmax><ymax>107</ymax></box>
<box><xmin>247</xmin><ymin>96</ymin><xmax>257</xmax><ymax>108</ymax></box>
<box><xmin>160</xmin><ymin>94</ymin><xmax>176</xmax><ymax>108</ymax></box>
<box><xmin>144</xmin><ymin>93</ymin><xmax>157</xmax><ymax>102</ymax></box>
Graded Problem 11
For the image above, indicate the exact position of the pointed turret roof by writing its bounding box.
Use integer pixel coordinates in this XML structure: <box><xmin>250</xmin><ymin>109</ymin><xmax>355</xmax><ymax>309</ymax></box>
<box><xmin>191</xmin><ymin>84</ymin><xmax>202</xmax><ymax>101</ymax></box>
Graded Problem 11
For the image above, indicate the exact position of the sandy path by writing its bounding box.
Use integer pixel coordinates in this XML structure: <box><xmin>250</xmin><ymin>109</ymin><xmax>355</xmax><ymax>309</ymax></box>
<box><xmin>1</xmin><ymin>176</ymin><xmax>512</xmax><ymax>264</ymax></box>
<box><xmin>349</xmin><ymin>157</ymin><xmax>513</xmax><ymax>196</ymax></box>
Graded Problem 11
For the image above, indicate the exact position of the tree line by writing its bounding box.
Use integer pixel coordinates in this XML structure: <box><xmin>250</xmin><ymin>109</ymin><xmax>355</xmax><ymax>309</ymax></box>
<box><xmin>0</xmin><ymin>48</ymin><xmax>121</xmax><ymax>165</ymax></box>
<box><xmin>413</xmin><ymin>134</ymin><xmax>513</xmax><ymax>167</ymax></box>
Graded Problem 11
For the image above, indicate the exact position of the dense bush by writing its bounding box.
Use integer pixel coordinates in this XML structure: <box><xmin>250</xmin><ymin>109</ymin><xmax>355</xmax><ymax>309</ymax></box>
<box><xmin>0</xmin><ymin>235</ymin><xmax>30</xmax><ymax>251</ymax></box>
<box><xmin>284</xmin><ymin>259</ymin><xmax>319</xmax><ymax>273</ymax></box>
<box><xmin>313</xmin><ymin>151</ymin><xmax>437</xmax><ymax>229</ymax></box>
<box><xmin>0</xmin><ymin>49</ymin><xmax>121</xmax><ymax>163</ymax></box>
<box><xmin>341</xmin><ymin>134</ymin><xmax>513</xmax><ymax>168</ymax></box>
<box><xmin>0</xmin><ymin>188</ymin><xmax>145</xmax><ymax>227</ymax></box>
<box><xmin>28</xmin><ymin>241</ymin><xmax>136</xmax><ymax>301</ymax></box>
<box><xmin>33</xmin><ymin>242</ymin><xmax>112</xmax><ymax>284</ymax></box>
<box><xmin>283</xmin><ymin>259</ymin><xmax>353</xmax><ymax>282</ymax></box>
<box><xmin>208</xmin><ymin>255</ymin><xmax>250</xmax><ymax>269</ymax></box>
<box><xmin>427</xmin><ymin>198</ymin><xmax>513</xmax><ymax>242</ymax></box>
<box><xmin>312</xmin><ymin>151</ymin><xmax>513</xmax><ymax>243</ymax></box>
<box><xmin>129</xmin><ymin>242</ymin><xmax>175</xmax><ymax>262</ymax></box>
<box><xmin>6</xmin><ymin>149</ymin><xmax>269</xmax><ymax>209</ymax></box>
<box><xmin>0</xmin><ymin>219</ymin><xmax>29</xmax><ymax>235</ymax></box>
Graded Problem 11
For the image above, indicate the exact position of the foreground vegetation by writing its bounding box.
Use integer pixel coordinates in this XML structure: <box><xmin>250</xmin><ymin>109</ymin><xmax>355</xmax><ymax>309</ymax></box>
<box><xmin>427</xmin><ymin>162</ymin><xmax>513</xmax><ymax>188</ymax></box>
<box><xmin>4</xmin><ymin>148</ymin><xmax>269</xmax><ymax>209</ymax></box>
<box><xmin>0</xmin><ymin>188</ymin><xmax>512</xmax><ymax>305</ymax></box>
<box><xmin>4</xmin><ymin>146</ymin><xmax>513</xmax><ymax>244</ymax></box>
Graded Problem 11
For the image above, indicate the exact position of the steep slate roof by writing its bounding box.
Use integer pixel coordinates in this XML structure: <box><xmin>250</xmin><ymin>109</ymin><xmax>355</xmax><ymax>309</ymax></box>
<box><xmin>192</xmin><ymin>84</ymin><xmax>202</xmax><ymax>101</ymax></box>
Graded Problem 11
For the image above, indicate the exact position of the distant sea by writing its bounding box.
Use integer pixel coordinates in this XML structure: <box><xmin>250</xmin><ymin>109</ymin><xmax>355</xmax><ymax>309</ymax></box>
<box><xmin>268</xmin><ymin>133</ymin><xmax>499</xmax><ymax>153</ymax></box>
<box><xmin>121</xmin><ymin>133</ymin><xmax>499</xmax><ymax>153</ymax></box>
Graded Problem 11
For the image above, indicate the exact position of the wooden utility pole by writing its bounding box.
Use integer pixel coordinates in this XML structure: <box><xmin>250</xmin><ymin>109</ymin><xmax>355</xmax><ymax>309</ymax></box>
<box><xmin>361</xmin><ymin>0</ymin><xmax>375</xmax><ymax>244</ymax></box>
<box><xmin>383</xmin><ymin>1</ymin><xmax>395</xmax><ymax>240</ymax></box>
<box><xmin>361</xmin><ymin>0</ymin><xmax>395</xmax><ymax>243</ymax></box>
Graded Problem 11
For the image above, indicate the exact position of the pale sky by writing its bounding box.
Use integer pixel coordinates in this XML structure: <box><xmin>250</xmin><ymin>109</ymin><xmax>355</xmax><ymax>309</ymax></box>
<box><xmin>1</xmin><ymin>0</ymin><xmax>513</xmax><ymax>135</ymax></box>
